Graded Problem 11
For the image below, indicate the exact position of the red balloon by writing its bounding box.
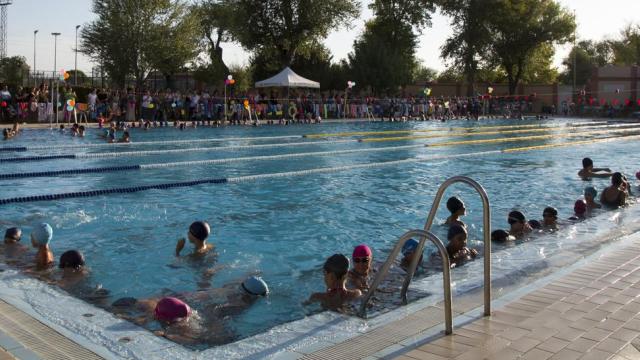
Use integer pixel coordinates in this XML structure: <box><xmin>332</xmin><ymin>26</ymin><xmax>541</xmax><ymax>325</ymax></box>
<box><xmin>589</xmin><ymin>97</ymin><xmax>594</xmax><ymax>105</ymax></box>
<box><xmin>600</xmin><ymin>99</ymin><xmax>606</xmax><ymax>105</ymax></box>
<box><xmin>1</xmin><ymin>101</ymin><xmax>6</xmax><ymax>107</ymax></box>
<box><xmin>625</xmin><ymin>99</ymin><xmax>631</xmax><ymax>106</ymax></box>
<box><xmin>613</xmin><ymin>99</ymin><xmax>620</xmax><ymax>105</ymax></box>
<box><xmin>637</xmin><ymin>99</ymin><xmax>640</xmax><ymax>106</ymax></box>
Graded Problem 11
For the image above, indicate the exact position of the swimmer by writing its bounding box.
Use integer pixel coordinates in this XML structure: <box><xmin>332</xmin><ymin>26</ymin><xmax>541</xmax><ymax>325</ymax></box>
<box><xmin>507</xmin><ymin>210</ymin><xmax>533</xmax><ymax>238</ymax></box>
<box><xmin>197</xmin><ymin>276</ymin><xmax>269</xmax><ymax>318</ymax></box>
<box><xmin>578</xmin><ymin>157</ymin><xmax>612</xmax><ymax>180</ymax></box>
<box><xmin>305</xmin><ymin>254</ymin><xmax>362</xmax><ymax>311</ymax></box>
<box><xmin>118</xmin><ymin>131</ymin><xmax>130</xmax><ymax>143</ymax></box>
<box><xmin>491</xmin><ymin>229</ymin><xmax>515</xmax><ymax>243</ymax></box>
<box><xmin>528</xmin><ymin>219</ymin><xmax>543</xmax><ymax>230</ymax></box>
<box><xmin>445</xmin><ymin>196</ymin><xmax>466</xmax><ymax>227</ymax></box>
<box><xmin>348</xmin><ymin>244</ymin><xmax>373</xmax><ymax>292</ymax></box>
<box><xmin>4</xmin><ymin>227</ymin><xmax>21</xmax><ymax>244</ymax></box>
<box><xmin>59</xmin><ymin>124</ymin><xmax>65</xmax><ymax>132</ymax></box>
<box><xmin>584</xmin><ymin>187</ymin><xmax>601</xmax><ymax>210</ymax></box>
<box><xmin>2</xmin><ymin>128</ymin><xmax>13</xmax><ymax>139</ymax></box>
<box><xmin>78</xmin><ymin>125</ymin><xmax>85</xmax><ymax>137</ymax></box>
<box><xmin>31</xmin><ymin>223</ymin><xmax>54</xmax><ymax>269</ymax></box>
<box><xmin>541</xmin><ymin>207</ymin><xmax>559</xmax><ymax>230</ymax></box>
<box><xmin>400</xmin><ymin>238</ymin><xmax>424</xmax><ymax>272</ymax></box>
<box><xmin>59</xmin><ymin>250</ymin><xmax>85</xmax><ymax>272</ymax></box>
<box><xmin>446</xmin><ymin>225</ymin><xmax>477</xmax><ymax>268</ymax></box>
<box><xmin>176</xmin><ymin>221</ymin><xmax>213</xmax><ymax>256</ymax></box>
<box><xmin>600</xmin><ymin>172</ymin><xmax>628</xmax><ymax>208</ymax></box>
<box><xmin>569</xmin><ymin>199</ymin><xmax>587</xmax><ymax>220</ymax></box>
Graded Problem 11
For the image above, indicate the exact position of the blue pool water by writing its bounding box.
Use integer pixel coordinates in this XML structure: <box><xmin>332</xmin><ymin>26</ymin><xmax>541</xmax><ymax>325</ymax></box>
<box><xmin>1</xmin><ymin>118</ymin><xmax>640</xmax><ymax>349</ymax></box>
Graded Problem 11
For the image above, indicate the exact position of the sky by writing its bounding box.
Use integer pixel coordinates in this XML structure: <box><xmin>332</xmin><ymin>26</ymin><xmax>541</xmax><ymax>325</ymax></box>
<box><xmin>6</xmin><ymin>0</ymin><xmax>640</xmax><ymax>76</ymax></box>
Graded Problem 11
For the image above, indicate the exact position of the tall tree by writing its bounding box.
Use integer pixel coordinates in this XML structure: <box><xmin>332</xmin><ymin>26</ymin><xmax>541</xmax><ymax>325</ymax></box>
<box><xmin>520</xmin><ymin>43</ymin><xmax>559</xmax><ymax>84</ymax></box>
<box><xmin>81</xmin><ymin>0</ymin><xmax>199</xmax><ymax>89</ymax></box>
<box><xmin>559</xmin><ymin>40</ymin><xmax>612</xmax><ymax>86</ymax></box>
<box><xmin>0</xmin><ymin>56</ymin><xmax>29</xmax><ymax>86</ymax></box>
<box><xmin>485</xmin><ymin>0</ymin><xmax>575</xmax><ymax>94</ymax></box>
<box><xmin>232</xmin><ymin>0</ymin><xmax>359</xmax><ymax>67</ymax></box>
<box><xmin>439</xmin><ymin>0</ymin><xmax>492</xmax><ymax>96</ymax></box>
<box><xmin>610</xmin><ymin>24</ymin><xmax>640</xmax><ymax>66</ymax></box>
<box><xmin>197</xmin><ymin>1</ymin><xmax>237</xmax><ymax>79</ymax></box>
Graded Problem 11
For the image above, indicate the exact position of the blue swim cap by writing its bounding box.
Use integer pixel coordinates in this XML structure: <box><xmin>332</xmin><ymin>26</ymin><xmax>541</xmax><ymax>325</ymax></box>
<box><xmin>585</xmin><ymin>186</ymin><xmax>597</xmax><ymax>198</ymax></box>
<box><xmin>241</xmin><ymin>276</ymin><xmax>269</xmax><ymax>296</ymax></box>
<box><xmin>31</xmin><ymin>223</ymin><xmax>52</xmax><ymax>246</ymax></box>
<box><xmin>402</xmin><ymin>239</ymin><xmax>419</xmax><ymax>256</ymax></box>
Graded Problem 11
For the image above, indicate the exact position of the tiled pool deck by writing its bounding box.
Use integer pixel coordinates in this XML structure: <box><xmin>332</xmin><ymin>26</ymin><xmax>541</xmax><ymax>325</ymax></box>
<box><xmin>3</xmin><ymin>232</ymin><xmax>640</xmax><ymax>359</ymax></box>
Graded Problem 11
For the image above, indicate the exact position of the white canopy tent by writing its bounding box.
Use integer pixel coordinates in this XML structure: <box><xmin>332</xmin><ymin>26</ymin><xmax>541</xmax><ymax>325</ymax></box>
<box><xmin>255</xmin><ymin>67</ymin><xmax>320</xmax><ymax>89</ymax></box>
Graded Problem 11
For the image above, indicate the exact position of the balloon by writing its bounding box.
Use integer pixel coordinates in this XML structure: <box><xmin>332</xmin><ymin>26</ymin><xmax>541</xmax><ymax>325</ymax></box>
<box><xmin>66</xmin><ymin>105</ymin><xmax>74</xmax><ymax>111</ymax></box>
<box><xmin>625</xmin><ymin>99</ymin><xmax>631</xmax><ymax>106</ymax></box>
<box><xmin>59</xmin><ymin>76</ymin><xmax>65</xmax><ymax>81</ymax></box>
<box><xmin>0</xmin><ymin>101</ymin><xmax>6</xmax><ymax>107</ymax></box>
<box><xmin>64</xmin><ymin>72</ymin><xmax>70</xmax><ymax>80</ymax></box>
<box><xmin>171</xmin><ymin>102</ymin><xmax>176</xmax><ymax>108</ymax></box>
<box><xmin>243</xmin><ymin>100</ymin><xmax>249</xmax><ymax>109</ymax></box>
<box><xmin>227</xmin><ymin>75</ymin><xmax>233</xmax><ymax>80</ymax></box>
<box><xmin>69</xmin><ymin>100</ymin><xmax>75</xmax><ymax>107</ymax></box>
<box><xmin>600</xmin><ymin>99</ymin><xmax>606</xmax><ymax>106</ymax></box>
<box><xmin>148</xmin><ymin>103</ymin><xmax>154</xmax><ymax>109</ymax></box>
<box><xmin>424</xmin><ymin>88</ymin><xmax>432</xmax><ymax>96</ymax></box>
<box><xmin>352</xmin><ymin>81</ymin><xmax>356</xmax><ymax>86</ymax></box>
<box><xmin>487</xmin><ymin>87</ymin><xmax>493</xmax><ymax>94</ymax></box>
<box><xmin>637</xmin><ymin>99</ymin><xmax>640</xmax><ymax>106</ymax></box>
<box><xmin>230</xmin><ymin>79</ymin><xmax>235</xmax><ymax>85</ymax></box>
<box><xmin>60</xmin><ymin>69</ymin><xmax>65</xmax><ymax>75</ymax></box>
<box><xmin>613</xmin><ymin>99</ymin><xmax>619</xmax><ymax>105</ymax></box>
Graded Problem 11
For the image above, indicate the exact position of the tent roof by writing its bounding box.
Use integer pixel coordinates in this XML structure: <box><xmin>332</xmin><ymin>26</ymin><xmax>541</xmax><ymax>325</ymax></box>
<box><xmin>255</xmin><ymin>67</ymin><xmax>320</xmax><ymax>89</ymax></box>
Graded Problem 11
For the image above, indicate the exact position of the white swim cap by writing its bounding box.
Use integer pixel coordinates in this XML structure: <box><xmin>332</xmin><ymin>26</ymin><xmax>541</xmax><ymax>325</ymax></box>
<box><xmin>241</xmin><ymin>276</ymin><xmax>269</xmax><ymax>296</ymax></box>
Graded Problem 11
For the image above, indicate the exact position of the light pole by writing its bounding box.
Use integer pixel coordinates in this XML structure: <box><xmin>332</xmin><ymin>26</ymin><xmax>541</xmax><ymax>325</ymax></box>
<box><xmin>33</xmin><ymin>30</ymin><xmax>38</xmax><ymax>86</ymax></box>
<box><xmin>75</xmin><ymin>25</ymin><xmax>80</xmax><ymax>86</ymax></box>
<box><xmin>51</xmin><ymin>32</ymin><xmax>61</xmax><ymax>126</ymax></box>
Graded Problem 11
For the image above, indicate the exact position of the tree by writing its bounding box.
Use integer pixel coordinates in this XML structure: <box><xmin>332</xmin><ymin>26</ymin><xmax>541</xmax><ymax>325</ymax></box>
<box><xmin>559</xmin><ymin>40</ymin><xmax>612</xmax><ymax>86</ymax></box>
<box><xmin>0</xmin><ymin>56</ymin><xmax>29</xmax><ymax>86</ymax></box>
<box><xmin>520</xmin><ymin>43</ymin><xmax>559</xmax><ymax>84</ymax></box>
<box><xmin>232</xmin><ymin>0</ymin><xmax>359</xmax><ymax>67</ymax></box>
<box><xmin>485</xmin><ymin>0</ymin><xmax>575</xmax><ymax>94</ymax></box>
<box><xmin>81</xmin><ymin>0</ymin><xmax>199</xmax><ymax>89</ymax></box>
<box><xmin>439</xmin><ymin>0</ymin><xmax>492</xmax><ymax>96</ymax></box>
<box><xmin>67</xmin><ymin>70</ymin><xmax>88</xmax><ymax>85</ymax></box>
<box><xmin>610</xmin><ymin>24</ymin><xmax>640</xmax><ymax>66</ymax></box>
<box><xmin>197</xmin><ymin>1</ymin><xmax>237</xmax><ymax>80</ymax></box>
<box><xmin>414</xmin><ymin>65</ymin><xmax>438</xmax><ymax>82</ymax></box>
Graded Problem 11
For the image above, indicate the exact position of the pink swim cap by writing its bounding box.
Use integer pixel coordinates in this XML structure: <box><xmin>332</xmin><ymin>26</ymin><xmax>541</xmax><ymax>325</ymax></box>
<box><xmin>574</xmin><ymin>199</ymin><xmax>587</xmax><ymax>215</ymax></box>
<box><xmin>636</xmin><ymin>171</ymin><xmax>640</xmax><ymax>181</ymax></box>
<box><xmin>154</xmin><ymin>297</ymin><xmax>191</xmax><ymax>323</ymax></box>
<box><xmin>352</xmin><ymin>244</ymin><xmax>372</xmax><ymax>258</ymax></box>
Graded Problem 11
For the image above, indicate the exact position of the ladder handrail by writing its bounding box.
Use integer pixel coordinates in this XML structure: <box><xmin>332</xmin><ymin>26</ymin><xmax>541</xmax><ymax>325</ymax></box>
<box><xmin>400</xmin><ymin>176</ymin><xmax>492</xmax><ymax>317</ymax></box>
<box><xmin>358</xmin><ymin>229</ymin><xmax>453</xmax><ymax>334</ymax></box>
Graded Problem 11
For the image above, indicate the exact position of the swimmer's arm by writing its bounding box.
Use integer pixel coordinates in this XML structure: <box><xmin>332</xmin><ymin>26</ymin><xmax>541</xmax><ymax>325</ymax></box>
<box><xmin>175</xmin><ymin>238</ymin><xmax>186</xmax><ymax>256</ymax></box>
<box><xmin>589</xmin><ymin>172</ymin><xmax>613</xmax><ymax>178</ymax></box>
<box><xmin>593</xmin><ymin>167</ymin><xmax>611</xmax><ymax>172</ymax></box>
<box><xmin>303</xmin><ymin>292</ymin><xmax>325</xmax><ymax>305</ymax></box>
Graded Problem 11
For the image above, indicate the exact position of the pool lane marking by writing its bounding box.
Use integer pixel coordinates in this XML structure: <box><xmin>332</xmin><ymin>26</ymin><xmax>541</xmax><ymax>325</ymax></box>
<box><xmin>1</xmin><ymin>133</ymin><xmax>639</xmax><ymax>205</ymax></box>
<box><xmin>2</xmin><ymin>126</ymin><xmax>640</xmax><ymax>180</ymax></box>
<box><xmin>0</xmin><ymin>121</ymin><xmax>609</xmax><ymax>153</ymax></box>
<box><xmin>302</xmin><ymin>121</ymin><xmax>609</xmax><ymax>138</ymax></box>
<box><xmin>1</xmin><ymin>123</ymin><xmax>635</xmax><ymax>164</ymax></box>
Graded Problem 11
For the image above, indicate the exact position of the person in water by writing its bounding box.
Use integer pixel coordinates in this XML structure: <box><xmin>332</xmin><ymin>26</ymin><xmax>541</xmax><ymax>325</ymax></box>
<box><xmin>348</xmin><ymin>244</ymin><xmax>373</xmax><ymax>292</ymax></box>
<box><xmin>59</xmin><ymin>250</ymin><xmax>85</xmax><ymax>272</ymax></box>
<box><xmin>196</xmin><ymin>276</ymin><xmax>269</xmax><ymax>319</ymax></box>
<box><xmin>4</xmin><ymin>227</ymin><xmax>21</xmax><ymax>244</ymax></box>
<box><xmin>31</xmin><ymin>223</ymin><xmax>54</xmax><ymax>269</ymax></box>
<box><xmin>584</xmin><ymin>187</ymin><xmax>601</xmax><ymax>210</ymax></box>
<box><xmin>118</xmin><ymin>131</ymin><xmax>131</xmax><ymax>143</ymax></box>
<box><xmin>400</xmin><ymin>238</ymin><xmax>424</xmax><ymax>272</ymax></box>
<box><xmin>306</xmin><ymin>254</ymin><xmax>362</xmax><ymax>311</ymax></box>
<box><xmin>569</xmin><ymin>199</ymin><xmax>587</xmax><ymax>221</ymax></box>
<box><xmin>578</xmin><ymin>157</ymin><xmax>612</xmax><ymax>180</ymax></box>
<box><xmin>445</xmin><ymin>196</ymin><xmax>466</xmax><ymax>227</ymax></box>
<box><xmin>508</xmin><ymin>210</ymin><xmax>533</xmax><ymax>238</ymax></box>
<box><xmin>446</xmin><ymin>224</ymin><xmax>477</xmax><ymax>268</ymax></box>
<box><xmin>600</xmin><ymin>172</ymin><xmax>628</xmax><ymax>208</ymax></box>
<box><xmin>491</xmin><ymin>229</ymin><xmax>515</xmax><ymax>243</ymax></box>
<box><xmin>176</xmin><ymin>221</ymin><xmax>213</xmax><ymax>256</ymax></box>
<box><xmin>541</xmin><ymin>207</ymin><xmax>559</xmax><ymax>230</ymax></box>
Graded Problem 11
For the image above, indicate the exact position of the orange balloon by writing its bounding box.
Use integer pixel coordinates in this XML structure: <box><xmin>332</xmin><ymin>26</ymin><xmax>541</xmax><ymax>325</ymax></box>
<box><xmin>64</xmin><ymin>72</ymin><xmax>70</xmax><ymax>80</ymax></box>
<box><xmin>69</xmin><ymin>100</ymin><xmax>76</xmax><ymax>107</ymax></box>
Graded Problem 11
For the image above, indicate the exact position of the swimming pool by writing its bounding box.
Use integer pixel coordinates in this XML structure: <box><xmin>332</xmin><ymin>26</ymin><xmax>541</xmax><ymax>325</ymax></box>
<box><xmin>1</xmin><ymin>118</ymin><xmax>640</xmax><ymax>355</ymax></box>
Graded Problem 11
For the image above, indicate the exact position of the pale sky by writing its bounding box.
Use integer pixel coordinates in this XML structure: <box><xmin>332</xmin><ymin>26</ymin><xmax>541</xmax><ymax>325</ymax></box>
<box><xmin>6</xmin><ymin>0</ymin><xmax>640</xmax><ymax>76</ymax></box>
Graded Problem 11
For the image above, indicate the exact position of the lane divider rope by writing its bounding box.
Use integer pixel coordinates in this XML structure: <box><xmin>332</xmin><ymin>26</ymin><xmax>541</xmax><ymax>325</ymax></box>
<box><xmin>1</xmin><ymin>134</ymin><xmax>639</xmax><ymax>205</ymax></box>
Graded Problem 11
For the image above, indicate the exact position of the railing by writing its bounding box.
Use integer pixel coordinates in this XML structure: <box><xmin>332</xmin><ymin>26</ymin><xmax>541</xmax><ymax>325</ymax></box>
<box><xmin>358</xmin><ymin>229</ymin><xmax>452</xmax><ymax>333</ymax></box>
<box><xmin>401</xmin><ymin>176</ymin><xmax>491</xmax><ymax>316</ymax></box>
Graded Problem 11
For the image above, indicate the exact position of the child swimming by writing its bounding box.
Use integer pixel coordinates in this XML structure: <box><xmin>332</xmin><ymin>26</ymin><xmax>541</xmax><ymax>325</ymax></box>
<box><xmin>507</xmin><ymin>210</ymin><xmax>533</xmax><ymax>238</ymax></box>
<box><xmin>31</xmin><ymin>223</ymin><xmax>54</xmax><ymax>269</ymax></box>
<box><xmin>491</xmin><ymin>229</ymin><xmax>515</xmax><ymax>243</ymax></box>
<box><xmin>584</xmin><ymin>187</ymin><xmax>601</xmax><ymax>210</ymax></box>
<box><xmin>600</xmin><ymin>172</ymin><xmax>628</xmax><ymax>208</ymax></box>
<box><xmin>445</xmin><ymin>196</ymin><xmax>466</xmax><ymax>227</ymax></box>
<box><xmin>541</xmin><ymin>207</ymin><xmax>559</xmax><ymax>230</ymax></box>
<box><xmin>348</xmin><ymin>244</ymin><xmax>373</xmax><ymax>292</ymax></box>
<box><xmin>176</xmin><ymin>221</ymin><xmax>213</xmax><ymax>256</ymax></box>
<box><xmin>446</xmin><ymin>225</ymin><xmax>477</xmax><ymax>268</ymax></box>
<box><xmin>305</xmin><ymin>254</ymin><xmax>362</xmax><ymax>311</ymax></box>
<box><xmin>578</xmin><ymin>157</ymin><xmax>612</xmax><ymax>180</ymax></box>
<box><xmin>400</xmin><ymin>238</ymin><xmax>424</xmax><ymax>272</ymax></box>
<box><xmin>4</xmin><ymin>227</ymin><xmax>21</xmax><ymax>244</ymax></box>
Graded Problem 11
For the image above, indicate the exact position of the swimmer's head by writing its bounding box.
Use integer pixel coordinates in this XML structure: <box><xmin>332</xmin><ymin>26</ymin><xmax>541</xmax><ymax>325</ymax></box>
<box><xmin>352</xmin><ymin>244</ymin><xmax>372</xmax><ymax>259</ymax></box>
<box><xmin>528</xmin><ymin>219</ymin><xmax>542</xmax><ymax>229</ymax></box>
<box><xmin>612</xmin><ymin>172</ymin><xmax>623</xmax><ymax>186</ymax></box>
<box><xmin>402</xmin><ymin>238</ymin><xmax>420</xmax><ymax>257</ymax></box>
<box><xmin>59</xmin><ymin>250</ymin><xmax>85</xmax><ymax>270</ymax></box>
<box><xmin>4</xmin><ymin>227</ymin><xmax>21</xmax><ymax>244</ymax></box>
<box><xmin>188</xmin><ymin>221</ymin><xmax>210</xmax><ymax>243</ymax></box>
<box><xmin>323</xmin><ymin>254</ymin><xmax>350</xmax><ymax>280</ymax></box>
<box><xmin>584</xmin><ymin>186</ymin><xmax>597</xmax><ymax>200</ymax></box>
<box><xmin>574</xmin><ymin>199</ymin><xmax>587</xmax><ymax>215</ymax></box>
<box><xmin>542</xmin><ymin>207</ymin><xmax>558</xmax><ymax>226</ymax></box>
<box><xmin>446</xmin><ymin>196</ymin><xmax>465</xmax><ymax>215</ymax></box>
<box><xmin>154</xmin><ymin>297</ymin><xmax>191</xmax><ymax>323</ymax></box>
<box><xmin>30</xmin><ymin>223</ymin><xmax>52</xmax><ymax>247</ymax></box>
<box><xmin>507</xmin><ymin>211</ymin><xmax>526</xmax><ymax>225</ymax></box>
<box><xmin>582</xmin><ymin>157</ymin><xmax>593</xmax><ymax>169</ymax></box>
<box><xmin>241</xmin><ymin>276</ymin><xmax>269</xmax><ymax>296</ymax></box>
<box><xmin>491</xmin><ymin>229</ymin><xmax>514</xmax><ymax>242</ymax></box>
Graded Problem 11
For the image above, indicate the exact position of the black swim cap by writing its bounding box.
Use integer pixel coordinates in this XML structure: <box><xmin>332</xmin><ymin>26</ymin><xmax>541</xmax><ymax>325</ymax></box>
<box><xmin>446</xmin><ymin>197</ymin><xmax>465</xmax><ymax>214</ymax></box>
<box><xmin>491</xmin><ymin>229</ymin><xmax>511</xmax><ymax>242</ymax></box>
<box><xmin>582</xmin><ymin>157</ymin><xmax>593</xmax><ymax>169</ymax></box>
<box><xmin>612</xmin><ymin>172</ymin><xmax>623</xmax><ymax>186</ymax></box>
<box><xmin>189</xmin><ymin>221</ymin><xmax>210</xmax><ymax>242</ymax></box>
<box><xmin>447</xmin><ymin>224</ymin><xmax>467</xmax><ymax>241</ymax></box>
<box><xmin>507</xmin><ymin>210</ymin><xmax>526</xmax><ymax>225</ymax></box>
<box><xmin>542</xmin><ymin>207</ymin><xmax>558</xmax><ymax>218</ymax></box>
<box><xmin>59</xmin><ymin>250</ymin><xmax>85</xmax><ymax>270</ymax></box>
<box><xmin>323</xmin><ymin>254</ymin><xmax>350</xmax><ymax>279</ymax></box>
<box><xmin>528</xmin><ymin>219</ymin><xmax>542</xmax><ymax>229</ymax></box>
<box><xmin>4</xmin><ymin>227</ymin><xmax>21</xmax><ymax>241</ymax></box>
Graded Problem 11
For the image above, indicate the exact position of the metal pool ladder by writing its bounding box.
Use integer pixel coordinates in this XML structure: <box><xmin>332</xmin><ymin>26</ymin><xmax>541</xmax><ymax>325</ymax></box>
<box><xmin>358</xmin><ymin>176</ymin><xmax>492</xmax><ymax>335</ymax></box>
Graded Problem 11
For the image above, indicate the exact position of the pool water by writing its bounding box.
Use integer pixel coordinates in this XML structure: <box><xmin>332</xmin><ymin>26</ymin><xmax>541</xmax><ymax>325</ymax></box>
<box><xmin>1</xmin><ymin>118</ymin><xmax>639</xmax><ymax>349</ymax></box>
